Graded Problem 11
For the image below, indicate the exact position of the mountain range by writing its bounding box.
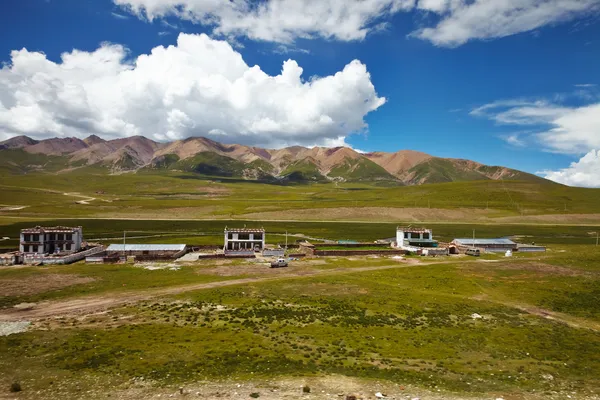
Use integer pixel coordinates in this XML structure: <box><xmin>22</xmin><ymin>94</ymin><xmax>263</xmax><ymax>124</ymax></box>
<box><xmin>0</xmin><ymin>135</ymin><xmax>548</xmax><ymax>185</ymax></box>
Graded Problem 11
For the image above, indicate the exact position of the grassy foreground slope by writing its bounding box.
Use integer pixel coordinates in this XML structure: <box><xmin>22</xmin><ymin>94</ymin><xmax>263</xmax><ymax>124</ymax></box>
<box><xmin>1</xmin><ymin>170</ymin><xmax>600</xmax><ymax>221</ymax></box>
<box><xmin>0</xmin><ymin>246</ymin><xmax>599</xmax><ymax>398</ymax></box>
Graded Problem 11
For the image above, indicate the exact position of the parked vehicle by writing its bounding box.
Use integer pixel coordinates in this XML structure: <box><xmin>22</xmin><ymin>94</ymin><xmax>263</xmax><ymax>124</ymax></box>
<box><xmin>270</xmin><ymin>258</ymin><xmax>288</xmax><ymax>268</ymax></box>
<box><xmin>465</xmin><ymin>248</ymin><xmax>481</xmax><ymax>256</ymax></box>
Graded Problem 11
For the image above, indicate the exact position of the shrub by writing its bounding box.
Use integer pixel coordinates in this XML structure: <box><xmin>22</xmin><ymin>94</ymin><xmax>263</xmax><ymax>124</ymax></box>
<box><xmin>10</xmin><ymin>383</ymin><xmax>22</xmax><ymax>392</ymax></box>
<box><xmin>302</xmin><ymin>385</ymin><xmax>311</xmax><ymax>393</ymax></box>
<box><xmin>250</xmin><ymin>392</ymin><xmax>260</xmax><ymax>398</ymax></box>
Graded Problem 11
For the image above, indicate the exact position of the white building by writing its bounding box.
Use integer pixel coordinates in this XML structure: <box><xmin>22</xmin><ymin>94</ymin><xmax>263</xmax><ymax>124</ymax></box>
<box><xmin>20</xmin><ymin>226</ymin><xmax>83</xmax><ymax>255</ymax></box>
<box><xmin>224</xmin><ymin>228</ymin><xmax>265</xmax><ymax>252</ymax></box>
<box><xmin>396</xmin><ymin>227</ymin><xmax>437</xmax><ymax>248</ymax></box>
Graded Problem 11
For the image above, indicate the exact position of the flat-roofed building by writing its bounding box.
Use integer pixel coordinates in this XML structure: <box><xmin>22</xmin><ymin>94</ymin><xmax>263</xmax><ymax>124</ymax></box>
<box><xmin>451</xmin><ymin>238</ymin><xmax>517</xmax><ymax>253</ymax></box>
<box><xmin>396</xmin><ymin>227</ymin><xmax>437</xmax><ymax>248</ymax></box>
<box><xmin>20</xmin><ymin>226</ymin><xmax>83</xmax><ymax>255</ymax></box>
<box><xmin>224</xmin><ymin>227</ymin><xmax>265</xmax><ymax>252</ymax></box>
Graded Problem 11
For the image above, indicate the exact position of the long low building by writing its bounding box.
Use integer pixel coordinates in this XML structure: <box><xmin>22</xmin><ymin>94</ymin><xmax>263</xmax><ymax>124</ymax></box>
<box><xmin>105</xmin><ymin>244</ymin><xmax>187</xmax><ymax>258</ymax></box>
<box><xmin>451</xmin><ymin>238</ymin><xmax>517</xmax><ymax>253</ymax></box>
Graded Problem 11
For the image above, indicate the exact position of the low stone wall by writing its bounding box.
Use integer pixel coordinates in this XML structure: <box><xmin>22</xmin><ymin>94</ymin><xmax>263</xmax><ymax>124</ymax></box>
<box><xmin>25</xmin><ymin>246</ymin><xmax>105</xmax><ymax>265</ymax></box>
<box><xmin>263</xmin><ymin>249</ymin><xmax>285</xmax><ymax>257</ymax></box>
<box><xmin>313</xmin><ymin>249</ymin><xmax>407</xmax><ymax>257</ymax></box>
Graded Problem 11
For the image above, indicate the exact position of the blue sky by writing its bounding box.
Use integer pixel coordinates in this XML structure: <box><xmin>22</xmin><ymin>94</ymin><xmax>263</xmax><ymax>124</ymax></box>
<box><xmin>1</xmin><ymin>0</ymin><xmax>600</xmax><ymax>185</ymax></box>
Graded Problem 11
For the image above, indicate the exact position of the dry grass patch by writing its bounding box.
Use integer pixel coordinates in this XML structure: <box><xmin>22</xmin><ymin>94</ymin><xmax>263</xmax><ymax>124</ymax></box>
<box><xmin>0</xmin><ymin>274</ymin><xmax>96</xmax><ymax>296</ymax></box>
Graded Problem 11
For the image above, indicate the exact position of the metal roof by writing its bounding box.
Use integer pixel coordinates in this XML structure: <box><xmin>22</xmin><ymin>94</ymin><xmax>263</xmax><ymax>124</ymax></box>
<box><xmin>106</xmin><ymin>244</ymin><xmax>186</xmax><ymax>252</ymax></box>
<box><xmin>453</xmin><ymin>238</ymin><xmax>515</xmax><ymax>245</ymax></box>
<box><xmin>21</xmin><ymin>226</ymin><xmax>81</xmax><ymax>233</ymax></box>
<box><xmin>225</xmin><ymin>228</ymin><xmax>265</xmax><ymax>233</ymax></box>
<box><xmin>397</xmin><ymin>227</ymin><xmax>432</xmax><ymax>233</ymax></box>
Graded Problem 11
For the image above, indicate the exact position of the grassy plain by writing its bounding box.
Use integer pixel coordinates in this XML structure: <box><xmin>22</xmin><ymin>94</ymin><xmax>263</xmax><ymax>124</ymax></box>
<box><xmin>1</xmin><ymin>170</ymin><xmax>600</xmax><ymax>398</ymax></box>
<box><xmin>2</xmin><ymin>170</ymin><xmax>600</xmax><ymax>222</ymax></box>
<box><xmin>0</xmin><ymin>247</ymin><xmax>599</xmax><ymax>399</ymax></box>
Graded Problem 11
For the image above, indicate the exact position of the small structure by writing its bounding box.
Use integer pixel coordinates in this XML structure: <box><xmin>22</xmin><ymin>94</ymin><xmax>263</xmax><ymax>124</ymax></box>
<box><xmin>396</xmin><ymin>227</ymin><xmax>438</xmax><ymax>248</ymax></box>
<box><xmin>224</xmin><ymin>227</ymin><xmax>265</xmax><ymax>253</ymax></box>
<box><xmin>0</xmin><ymin>252</ymin><xmax>21</xmax><ymax>266</ymax></box>
<box><xmin>20</xmin><ymin>226</ymin><xmax>83</xmax><ymax>255</ymax></box>
<box><xmin>452</xmin><ymin>238</ymin><xmax>517</xmax><ymax>253</ymax></box>
<box><xmin>105</xmin><ymin>244</ymin><xmax>187</xmax><ymax>260</ymax></box>
<box><xmin>516</xmin><ymin>243</ymin><xmax>547</xmax><ymax>252</ymax></box>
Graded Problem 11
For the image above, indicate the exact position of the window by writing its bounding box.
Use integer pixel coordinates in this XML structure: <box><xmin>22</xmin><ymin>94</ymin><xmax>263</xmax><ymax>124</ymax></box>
<box><xmin>50</xmin><ymin>233</ymin><xmax>55</xmax><ymax>240</ymax></box>
<box><xmin>33</xmin><ymin>234</ymin><xmax>39</xmax><ymax>242</ymax></box>
<box><xmin>423</xmin><ymin>232</ymin><xmax>430</xmax><ymax>239</ymax></box>
<box><xmin>33</xmin><ymin>245</ymin><xmax>39</xmax><ymax>253</ymax></box>
<box><xmin>238</xmin><ymin>233</ymin><xmax>250</xmax><ymax>240</ymax></box>
<box><xmin>66</xmin><ymin>233</ymin><xmax>72</xmax><ymax>241</ymax></box>
<box><xmin>66</xmin><ymin>244</ymin><xmax>72</xmax><ymax>251</ymax></box>
<box><xmin>404</xmin><ymin>232</ymin><xmax>409</xmax><ymax>239</ymax></box>
<box><xmin>228</xmin><ymin>233</ymin><xmax>233</xmax><ymax>240</ymax></box>
<box><xmin>24</xmin><ymin>245</ymin><xmax>29</xmax><ymax>252</ymax></box>
<box><xmin>254</xmin><ymin>233</ymin><xmax>263</xmax><ymax>240</ymax></box>
<box><xmin>24</xmin><ymin>234</ymin><xmax>31</xmax><ymax>242</ymax></box>
<box><xmin>58</xmin><ymin>234</ymin><xmax>64</xmax><ymax>241</ymax></box>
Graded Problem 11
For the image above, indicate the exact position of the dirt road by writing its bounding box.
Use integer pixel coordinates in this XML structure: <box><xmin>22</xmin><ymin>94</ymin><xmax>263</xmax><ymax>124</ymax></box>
<box><xmin>0</xmin><ymin>261</ymin><xmax>429</xmax><ymax>322</ymax></box>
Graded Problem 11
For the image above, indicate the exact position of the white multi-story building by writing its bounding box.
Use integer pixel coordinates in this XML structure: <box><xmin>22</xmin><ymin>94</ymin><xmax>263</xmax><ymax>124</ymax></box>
<box><xmin>396</xmin><ymin>227</ymin><xmax>437</xmax><ymax>248</ymax></box>
<box><xmin>224</xmin><ymin>228</ymin><xmax>265</xmax><ymax>252</ymax></box>
<box><xmin>20</xmin><ymin>226</ymin><xmax>83</xmax><ymax>255</ymax></box>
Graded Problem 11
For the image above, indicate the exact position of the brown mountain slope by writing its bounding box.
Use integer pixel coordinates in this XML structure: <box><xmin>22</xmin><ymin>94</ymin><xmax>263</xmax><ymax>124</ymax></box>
<box><xmin>365</xmin><ymin>150</ymin><xmax>432</xmax><ymax>176</ymax></box>
<box><xmin>71</xmin><ymin>136</ymin><xmax>162</xmax><ymax>168</ymax></box>
<box><xmin>0</xmin><ymin>135</ymin><xmax>39</xmax><ymax>149</ymax></box>
<box><xmin>25</xmin><ymin>137</ymin><xmax>89</xmax><ymax>155</ymax></box>
<box><xmin>0</xmin><ymin>134</ymin><xmax>551</xmax><ymax>185</ymax></box>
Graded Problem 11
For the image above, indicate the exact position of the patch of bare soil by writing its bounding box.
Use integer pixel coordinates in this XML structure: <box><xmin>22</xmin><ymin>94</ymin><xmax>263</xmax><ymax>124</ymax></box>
<box><xmin>0</xmin><ymin>274</ymin><xmax>96</xmax><ymax>296</ymax></box>
<box><xmin>495</xmin><ymin>213</ymin><xmax>600</xmax><ymax>224</ymax></box>
<box><xmin>95</xmin><ymin>206</ymin><xmax>220</xmax><ymax>219</ymax></box>
<box><xmin>14</xmin><ymin>375</ymin><xmax>595</xmax><ymax>400</ymax></box>
<box><xmin>238</xmin><ymin>207</ymin><xmax>500</xmax><ymax>222</ymax></box>
<box><xmin>0</xmin><ymin>261</ymin><xmax>442</xmax><ymax>322</ymax></box>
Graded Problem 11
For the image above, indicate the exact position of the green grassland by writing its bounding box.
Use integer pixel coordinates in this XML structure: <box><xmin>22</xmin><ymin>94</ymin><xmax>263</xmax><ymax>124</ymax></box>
<box><xmin>1</xmin><ymin>246</ymin><xmax>599</xmax><ymax>398</ymax></box>
<box><xmin>0</xmin><ymin>219</ymin><xmax>599</xmax><ymax>251</ymax></box>
<box><xmin>1</xmin><ymin>168</ymin><xmax>600</xmax><ymax>222</ymax></box>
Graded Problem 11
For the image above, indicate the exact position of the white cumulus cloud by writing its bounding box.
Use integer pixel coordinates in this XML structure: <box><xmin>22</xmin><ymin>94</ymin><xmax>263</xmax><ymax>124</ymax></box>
<box><xmin>471</xmin><ymin>99</ymin><xmax>600</xmax><ymax>154</ymax></box>
<box><xmin>413</xmin><ymin>0</ymin><xmax>600</xmax><ymax>47</ymax></box>
<box><xmin>113</xmin><ymin>0</ymin><xmax>600</xmax><ymax>47</ymax></box>
<box><xmin>0</xmin><ymin>33</ymin><xmax>386</xmax><ymax>147</ymax></box>
<box><xmin>114</xmin><ymin>0</ymin><xmax>415</xmax><ymax>43</ymax></box>
<box><xmin>540</xmin><ymin>150</ymin><xmax>600</xmax><ymax>187</ymax></box>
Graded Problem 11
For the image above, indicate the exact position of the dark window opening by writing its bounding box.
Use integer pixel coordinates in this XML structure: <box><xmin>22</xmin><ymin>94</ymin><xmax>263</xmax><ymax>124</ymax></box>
<box><xmin>32</xmin><ymin>234</ymin><xmax>39</xmax><ymax>241</ymax></box>
<box><xmin>227</xmin><ymin>233</ymin><xmax>233</xmax><ymax>240</ymax></box>
<box><xmin>404</xmin><ymin>232</ymin><xmax>409</xmax><ymax>239</ymax></box>
<box><xmin>66</xmin><ymin>233</ymin><xmax>73</xmax><ymax>241</ymax></box>
<box><xmin>423</xmin><ymin>233</ymin><xmax>430</xmax><ymax>239</ymax></box>
<box><xmin>238</xmin><ymin>233</ymin><xmax>250</xmax><ymax>240</ymax></box>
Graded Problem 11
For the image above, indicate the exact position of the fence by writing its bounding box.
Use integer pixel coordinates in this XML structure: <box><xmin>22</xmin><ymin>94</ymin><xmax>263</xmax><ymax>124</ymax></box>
<box><xmin>313</xmin><ymin>249</ymin><xmax>407</xmax><ymax>257</ymax></box>
<box><xmin>262</xmin><ymin>249</ymin><xmax>285</xmax><ymax>257</ymax></box>
<box><xmin>24</xmin><ymin>246</ymin><xmax>105</xmax><ymax>265</ymax></box>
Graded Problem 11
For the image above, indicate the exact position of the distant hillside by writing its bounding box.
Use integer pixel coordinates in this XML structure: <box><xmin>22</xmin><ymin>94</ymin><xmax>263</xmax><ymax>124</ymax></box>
<box><xmin>0</xmin><ymin>134</ymin><xmax>553</xmax><ymax>186</ymax></box>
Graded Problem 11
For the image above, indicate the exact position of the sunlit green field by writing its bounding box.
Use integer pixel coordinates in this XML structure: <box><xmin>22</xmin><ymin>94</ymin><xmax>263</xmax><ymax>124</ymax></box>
<box><xmin>2</xmin><ymin>170</ymin><xmax>600</xmax><ymax>221</ymax></box>
<box><xmin>0</xmin><ymin>243</ymin><xmax>599</xmax><ymax>399</ymax></box>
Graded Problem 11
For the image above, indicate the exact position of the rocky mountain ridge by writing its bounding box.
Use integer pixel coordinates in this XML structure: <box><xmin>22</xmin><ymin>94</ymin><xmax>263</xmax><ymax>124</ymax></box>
<box><xmin>0</xmin><ymin>135</ymin><xmax>546</xmax><ymax>185</ymax></box>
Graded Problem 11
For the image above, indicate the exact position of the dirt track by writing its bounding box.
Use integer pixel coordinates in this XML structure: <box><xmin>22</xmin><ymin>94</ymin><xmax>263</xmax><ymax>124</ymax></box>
<box><xmin>0</xmin><ymin>261</ymin><xmax>428</xmax><ymax>322</ymax></box>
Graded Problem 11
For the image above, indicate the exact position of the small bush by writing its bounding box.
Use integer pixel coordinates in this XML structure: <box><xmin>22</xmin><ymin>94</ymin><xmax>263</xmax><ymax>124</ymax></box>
<box><xmin>10</xmin><ymin>382</ymin><xmax>22</xmax><ymax>392</ymax></box>
<box><xmin>302</xmin><ymin>385</ymin><xmax>311</xmax><ymax>393</ymax></box>
<box><xmin>249</xmin><ymin>392</ymin><xmax>260</xmax><ymax>398</ymax></box>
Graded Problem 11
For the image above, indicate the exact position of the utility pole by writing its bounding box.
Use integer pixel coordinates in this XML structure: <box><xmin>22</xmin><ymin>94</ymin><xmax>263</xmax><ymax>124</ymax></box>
<box><xmin>123</xmin><ymin>231</ymin><xmax>126</xmax><ymax>257</ymax></box>
<box><xmin>285</xmin><ymin>230</ymin><xmax>288</xmax><ymax>251</ymax></box>
<box><xmin>472</xmin><ymin>229</ymin><xmax>475</xmax><ymax>249</ymax></box>
<box><xmin>596</xmin><ymin>232</ymin><xmax>599</xmax><ymax>247</ymax></box>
